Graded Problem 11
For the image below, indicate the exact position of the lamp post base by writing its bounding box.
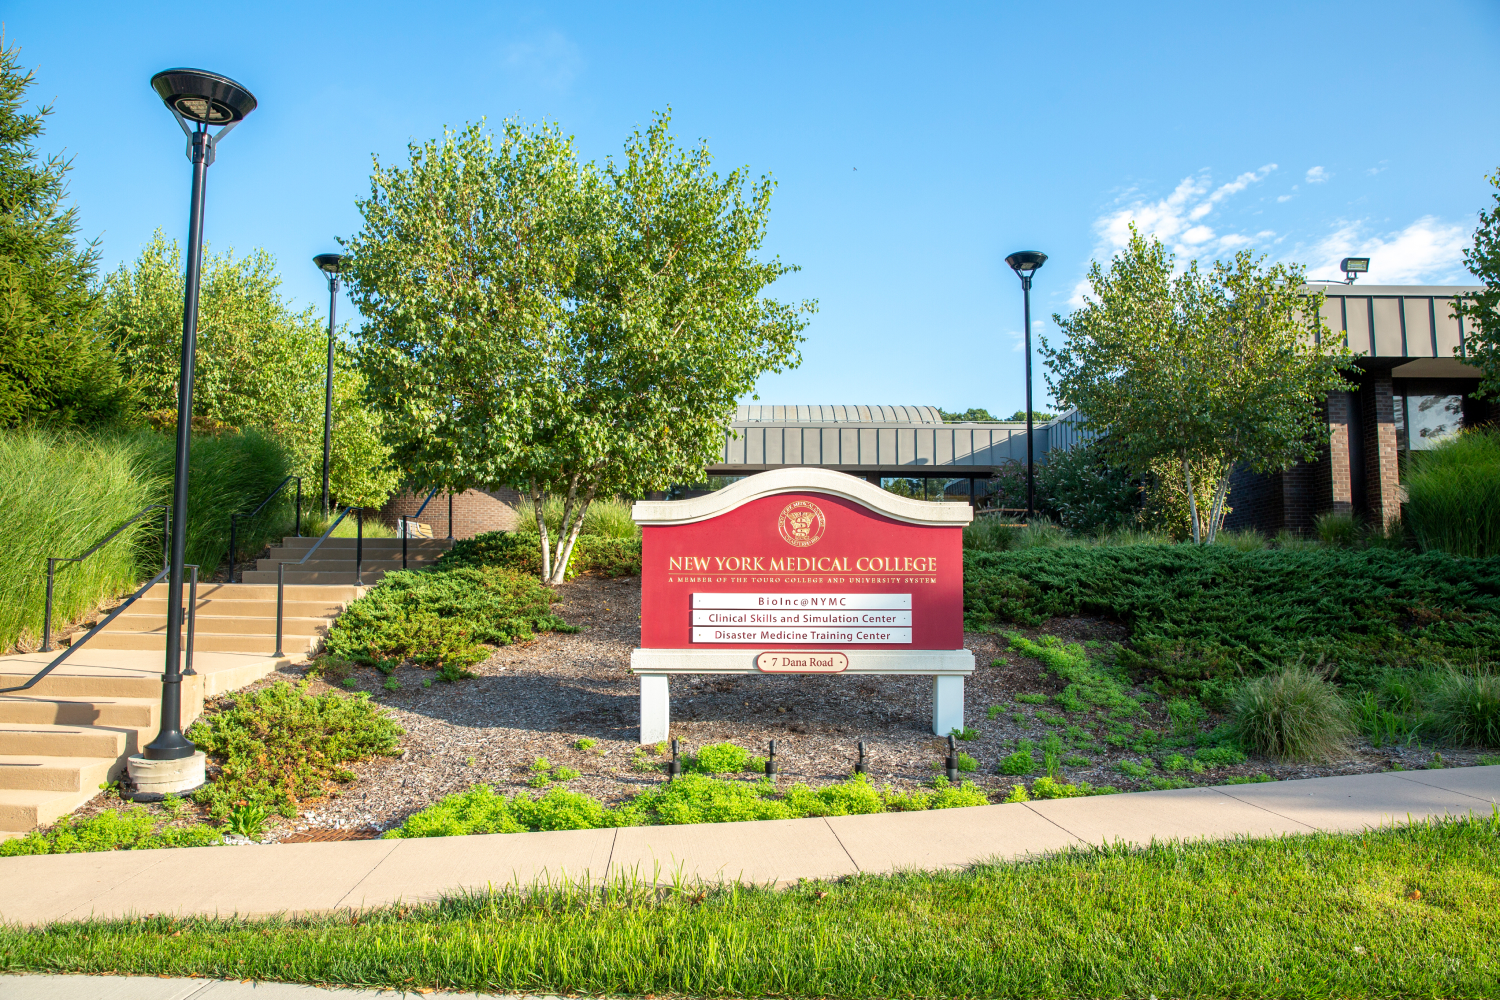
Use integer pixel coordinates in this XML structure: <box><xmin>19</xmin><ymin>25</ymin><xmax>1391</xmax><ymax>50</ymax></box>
<box><xmin>127</xmin><ymin>751</ymin><xmax>206</xmax><ymax>800</ymax></box>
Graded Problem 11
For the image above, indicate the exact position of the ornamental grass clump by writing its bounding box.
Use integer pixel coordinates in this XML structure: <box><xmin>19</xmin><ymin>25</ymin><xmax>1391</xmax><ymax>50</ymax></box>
<box><xmin>1404</xmin><ymin>429</ymin><xmax>1500</xmax><ymax>557</ymax></box>
<box><xmin>1431</xmin><ymin>670</ymin><xmax>1500</xmax><ymax>748</ymax></box>
<box><xmin>188</xmin><ymin>681</ymin><xmax>403</xmax><ymax>819</ymax></box>
<box><xmin>1230</xmin><ymin>665</ymin><xmax>1352</xmax><ymax>762</ymax></box>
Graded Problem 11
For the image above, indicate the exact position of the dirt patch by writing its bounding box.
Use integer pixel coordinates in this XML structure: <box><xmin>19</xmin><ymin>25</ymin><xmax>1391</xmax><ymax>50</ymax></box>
<box><xmin>75</xmin><ymin>574</ymin><xmax>1487</xmax><ymax>841</ymax></box>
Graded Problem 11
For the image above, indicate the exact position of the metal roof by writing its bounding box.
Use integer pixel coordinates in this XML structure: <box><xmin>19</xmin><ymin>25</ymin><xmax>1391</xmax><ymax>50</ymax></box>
<box><xmin>734</xmin><ymin>405</ymin><xmax>945</xmax><ymax>424</ymax></box>
<box><xmin>1309</xmin><ymin>284</ymin><xmax>1482</xmax><ymax>361</ymax></box>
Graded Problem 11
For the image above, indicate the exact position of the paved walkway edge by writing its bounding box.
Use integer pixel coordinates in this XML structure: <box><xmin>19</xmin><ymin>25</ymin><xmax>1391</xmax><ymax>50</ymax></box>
<box><xmin>2</xmin><ymin>766</ymin><xmax>1496</xmax><ymax>927</ymax></box>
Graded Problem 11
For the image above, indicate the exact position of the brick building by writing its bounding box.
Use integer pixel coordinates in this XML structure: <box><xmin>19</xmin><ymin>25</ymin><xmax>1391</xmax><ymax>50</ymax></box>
<box><xmin>378</xmin><ymin>487</ymin><xmax>522</xmax><ymax>539</ymax></box>
<box><xmin>1224</xmin><ymin>283</ymin><xmax>1488</xmax><ymax>536</ymax></box>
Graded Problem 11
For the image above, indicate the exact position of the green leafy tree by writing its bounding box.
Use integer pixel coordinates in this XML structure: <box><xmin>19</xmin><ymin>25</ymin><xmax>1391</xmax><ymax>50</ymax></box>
<box><xmin>1455</xmin><ymin>168</ymin><xmax>1500</xmax><ymax>398</ymax></box>
<box><xmin>347</xmin><ymin>115</ymin><xmax>813</xmax><ymax>584</ymax></box>
<box><xmin>101</xmin><ymin>233</ymin><xmax>397</xmax><ymax>507</ymax></box>
<box><xmin>0</xmin><ymin>39</ymin><xmax>134</xmax><ymax>427</ymax></box>
<box><xmin>940</xmin><ymin>407</ymin><xmax>997</xmax><ymax>422</ymax></box>
<box><xmin>1044</xmin><ymin>227</ymin><xmax>1352</xmax><ymax>543</ymax></box>
<box><xmin>1006</xmin><ymin>409</ymin><xmax>1056</xmax><ymax>422</ymax></box>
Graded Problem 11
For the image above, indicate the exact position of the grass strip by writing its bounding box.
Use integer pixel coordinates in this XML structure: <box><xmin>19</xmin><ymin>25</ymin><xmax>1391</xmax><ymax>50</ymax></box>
<box><xmin>4</xmin><ymin>812</ymin><xmax>1497</xmax><ymax>997</ymax></box>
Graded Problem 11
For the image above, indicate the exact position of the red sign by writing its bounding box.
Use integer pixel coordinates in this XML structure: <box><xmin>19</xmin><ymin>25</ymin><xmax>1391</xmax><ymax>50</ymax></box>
<box><xmin>640</xmin><ymin>491</ymin><xmax>964</xmax><ymax>650</ymax></box>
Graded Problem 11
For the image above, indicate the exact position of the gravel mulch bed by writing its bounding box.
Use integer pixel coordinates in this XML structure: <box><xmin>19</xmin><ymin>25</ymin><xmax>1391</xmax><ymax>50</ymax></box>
<box><xmin>67</xmin><ymin>574</ymin><xmax>1491</xmax><ymax>841</ymax></box>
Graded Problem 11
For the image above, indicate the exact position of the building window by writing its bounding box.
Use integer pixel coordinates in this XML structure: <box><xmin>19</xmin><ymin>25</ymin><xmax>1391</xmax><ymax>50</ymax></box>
<box><xmin>1395</xmin><ymin>394</ymin><xmax>1463</xmax><ymax>454</ymax></box>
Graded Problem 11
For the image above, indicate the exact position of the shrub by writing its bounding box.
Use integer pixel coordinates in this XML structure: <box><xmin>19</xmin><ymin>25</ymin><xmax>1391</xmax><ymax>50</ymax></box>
<box><xmin>692</xmin><ymin>743</ymin><xmax>750</xmax><ymax>774</ymax></box>
<box><xmin>1036</xmin><ymin>445</ymin><xmax>1143</xmax><ymax>533</ymax></box>
<box><xmin>437</xmin><ymin>530</ymin><xmax>641</xmax><ymax>579</ymax></box>
<box><xmin>324</xmin><ymin>565</ymin><xmax>574</xmax><ymax>670</ymax></box>
<box><xmin>187</xmin><ymin>681</ymin><xmax>404</xmax><ymax>819</ymax></box>
<box><xmin>1192</xmin><ymin>746</ymin><xmax>1247</xmax><ymax>767</ymax></box>
<box><xmin>1118</xmin><ymin>760</ymin><xmax>1153</xmax><ymax>778</ymax></box>
<box><xmin>1230</xmin><ymin>665</ymin><xmax>1352</xmax><ymax>762</ymax></box>
<box><xmin>1405</xmin><ymin>429</ymin><xmax>1500</xmax><ymax>557</ymax></box>
<box><xmin>965</xmin><ymin>546</ymin><xmax>1500</xmax><ymax>686</ymax></box>
<box><xmin>963</xmin><ymin>515</ymin><xmax>1022</xmax><ymax>552</ymax></box>
<box><xmin>1431</xmin><ymin>671</ymin><xmax>1500</xmax><ymax>747</ymax></box>
<box><xmin>0</xmin><ymin>807</ymin><xmax>221</xmax><ymax>856</ymax></box>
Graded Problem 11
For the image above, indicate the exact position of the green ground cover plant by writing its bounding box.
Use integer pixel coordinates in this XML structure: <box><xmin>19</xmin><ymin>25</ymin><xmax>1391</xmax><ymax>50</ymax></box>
<box><xmin>436</xmin><ymin>530</ymin><xmax>641</xmax><ymax>579</ymax></box>
<box><xmin>385</xmin><ymin>773</ymin><xmax>987</xmax><ymax>838</ymax></box>
<box><xmin>323</xmin><ymin>565</ymin><xmax>574</xmax><ymax>673</ymax></box>
<box><xmin>12</xmin><ymin>814</ymin><xmax>1497</xmax><ymax>997</ymax></box>
<box><xmin>966</xmin><ymin>545</ymin><xmax>1500</xmax><ymax>688</ymax></box>
<box><xmin>0</xmin><ymin>807</ymin><xmax>221</xmax><ymax>856</ymax></box>
<box><xmin>187</xmin><ymin>681</ymin><xmax>403</xmax><ymax>820</ymax></box>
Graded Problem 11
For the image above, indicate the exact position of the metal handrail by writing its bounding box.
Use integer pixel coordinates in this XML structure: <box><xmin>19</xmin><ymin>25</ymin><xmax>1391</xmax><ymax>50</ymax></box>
<box><xmin>2</xmin><ymin>563</ymin><xmax>200</xmax><ymax>694</ymax></box>
<box><xmin>229</xmin><ymin>475</ymin><xmax>302</xmax><ymax>583</ymax></box>
<box><xmin>42</xmin><ymin>505</ymin><xmax>170</xmax><ymax>653</ymax></box>
<box><xmin>274</xmin><ymin>505</ymin><xmax>364</xmax><ymax>657</ymax></box>
<box><xmin>399</xmin><ymin>486</ymin><xmax>442</xmax><ymax>569</ymax></box>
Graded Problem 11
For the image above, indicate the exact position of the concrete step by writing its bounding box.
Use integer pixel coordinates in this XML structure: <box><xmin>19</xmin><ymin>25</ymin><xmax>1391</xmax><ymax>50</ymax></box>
<box><xmin>86</xmin><ymin>631</ymin><xmax>317</xmax><ymax>655</ymax></box>
<box><xmin>278</xmin><ymin>536</ymin><xmax>453</xmax><ymax>551</ymax></box>
<box><xmin>100</xmin><ymin>614</ymin><xmax>330</xmax><ymax>637</ymax></box>
<box><xmin>0</xmin><ymin>786</ymin><xmax>103</xmax><ymax>833</ymax></box>
<box><xmin>130</xmin><ymin>598</ymin><xmax>347</xmax><ymax>618</ymax></box>
<box><xmin>0</xmin><ymin>755</ymin><xmax>118</xmax><ymax>792</ymax></box>
<box><xmin>0</xmin><ymin>724</ymin><xmax>128</xmax><ymax>758</ymax></box>
<box><xmin>0</xmin><ymin>696</ymin><xmax>158</xmax><ymax>730</ymax></box>
<box><xmin>0</xmin><ymin>668</ymin><xmax>160</xmax><ymax>700</ymax></box>
<box><xmin>240</xmin><ymin>569</ymin><xmax>391</xmax><ymax>585</ymax></box>
<box><xmin>256</xmin><ymin>556</ymin><xmax>437</xmax><ymax>573</ymax></box>
<box><xmin>139</xmin><ymin>583</ymin><xmax>361</xmax><ymax>602</ymax></box>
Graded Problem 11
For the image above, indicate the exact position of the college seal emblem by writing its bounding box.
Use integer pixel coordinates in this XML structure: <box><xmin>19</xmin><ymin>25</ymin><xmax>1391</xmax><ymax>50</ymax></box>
<box><xmin>777</xmin><ymin>498</ymin><xmax>827</xmax><ymax>547</ymax></box>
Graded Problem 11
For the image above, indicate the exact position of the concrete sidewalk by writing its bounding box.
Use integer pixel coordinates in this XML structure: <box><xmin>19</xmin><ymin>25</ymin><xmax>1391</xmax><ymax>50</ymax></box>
<box><xmin>2</xmin><ymin>766</ymin><xmax>1496</xmax><ymax>927</ymax></box>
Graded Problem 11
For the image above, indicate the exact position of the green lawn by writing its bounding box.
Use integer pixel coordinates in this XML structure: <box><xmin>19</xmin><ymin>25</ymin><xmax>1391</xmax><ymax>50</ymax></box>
<box><xmin>4</xmin><ymin>812</ymin><xmax>1498</xmax><ymax>998</ymax></box>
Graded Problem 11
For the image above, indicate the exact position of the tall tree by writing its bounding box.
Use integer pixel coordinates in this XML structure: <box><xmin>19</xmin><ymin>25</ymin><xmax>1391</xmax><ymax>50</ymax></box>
<box><xmin>0</xmin><ymin>38</ymin><xmax>134</xmax><ymax>427</ymax></box>
<box><xmin>1454</xmin><ymin>168</ymin><xmax>1500</xmax><ymax>398</ymax></box>
<box><xmin>1044</xmin><ymin>228</ymin><xmax>1352</xmax><ymax>543</ymax></box>
<box><xmin>101</xmin><ymin>233</ymin><xmax>398</xmax><ymax>507</ymax></box>
<box><xmin>347</xmin><ymin>115</ymin><xmax>813</xmax><ymax>583</ymax></box>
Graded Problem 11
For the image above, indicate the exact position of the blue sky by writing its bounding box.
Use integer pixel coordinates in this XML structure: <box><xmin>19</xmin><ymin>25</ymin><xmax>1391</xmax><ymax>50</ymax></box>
<box><xmin>8</xmin><ymin>1</ymin><xmax>1500</xmax><ymax>415</ymax></box>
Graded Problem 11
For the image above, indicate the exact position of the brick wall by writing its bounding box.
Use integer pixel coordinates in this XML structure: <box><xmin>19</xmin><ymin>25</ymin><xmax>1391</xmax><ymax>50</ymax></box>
<box><xmin>1360</xmin><ymin>377</ymin><xmax>1401</xmax><ymax>529</ymax></box>
<box><xmin>378</xmin><ymin>488</ymin><xmax>522</xmax><ymax>539</ymax></box>
<box><xmin>1223</xmin><ymin>466</ymin><xmax>1284</xmax><ymax>534</ymax></box>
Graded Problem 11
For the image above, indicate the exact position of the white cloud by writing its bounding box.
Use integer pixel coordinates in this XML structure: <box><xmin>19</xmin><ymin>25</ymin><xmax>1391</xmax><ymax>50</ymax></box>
<box><xmin>1305</xmin><ymin>166</ymin><xmax>1330</xmax><ymax>184</ymax></box>
<box><xmin>503</xmin><ymin>30</ymin><xmax>583</xmax><ymax>91</ymax></box>
<box><xmin>1075</xmin><ymin>164</ymin><xmax>1278</xmax><ymax>305</ymax></box>
<box><xmin>1299</xmin><ymin>216</ymin><xmax>1470</xmax><ymax>284</ymax></box>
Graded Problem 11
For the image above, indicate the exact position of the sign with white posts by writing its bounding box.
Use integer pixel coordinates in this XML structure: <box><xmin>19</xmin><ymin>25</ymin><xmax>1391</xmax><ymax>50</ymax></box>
<box><xmin>630</xmin><ymin>467</ymin><xmax>974</xmax><ymax>743</ymax></box>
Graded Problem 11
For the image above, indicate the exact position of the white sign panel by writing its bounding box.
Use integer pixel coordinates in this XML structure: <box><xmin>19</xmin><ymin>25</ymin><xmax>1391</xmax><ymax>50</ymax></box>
<box><xmin>691</xmin><ymin>626</ymin><xmax>913</xmax><ymax>644</ymax></box>
<box><xmin>692</xmin><ymin>609</ymin><xmax>913</xmax><ymax>627</ymax></box>
<box><xmin>692</xmin><ymin>592</ymin><xmax>911</xmax><ymax>610</ymax></box>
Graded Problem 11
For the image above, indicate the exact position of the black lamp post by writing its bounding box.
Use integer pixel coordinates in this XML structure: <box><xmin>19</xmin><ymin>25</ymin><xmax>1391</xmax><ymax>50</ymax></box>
<box><xmin>1004</xmin><ymin>251</ymin><xmax>1047</xmax><ymax>521</ymax></box>
<box><xmin>143</xmin><ymin>68</ymin><xmax>256</xmax><ymax>762</ymax></box>
<box><xmin>313</xmin><ymin>254</ymin><xmax>344</xmax><ymax>515</ymax></box>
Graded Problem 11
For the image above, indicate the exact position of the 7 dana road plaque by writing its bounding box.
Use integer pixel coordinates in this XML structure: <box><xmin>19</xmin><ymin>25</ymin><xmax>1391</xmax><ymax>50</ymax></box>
<box><xmin>630</xmin><ymin>467</ymin><xmax>974</xmax><ymax>743</ymax></box>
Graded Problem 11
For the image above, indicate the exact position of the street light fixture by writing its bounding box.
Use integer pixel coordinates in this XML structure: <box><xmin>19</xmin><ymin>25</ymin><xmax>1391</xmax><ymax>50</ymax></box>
<box><xmin>313</xmin><ymin>253</ymin><xmax>344</xmax><ymax>515</ymax></box>
<box><xmin>135</xmin><ymin>69</ymin><xmax>256</xmax><ymax>785</ymax></box>
<box><xmin>1004</xmin><ymin>251</ymin><xmax>1047</xmax><ymax>521</ymax></box>
<box><xmin>1340</xmin><ymin>257</ymin><xmax>1370</xmax><ymax>284</ymax></box>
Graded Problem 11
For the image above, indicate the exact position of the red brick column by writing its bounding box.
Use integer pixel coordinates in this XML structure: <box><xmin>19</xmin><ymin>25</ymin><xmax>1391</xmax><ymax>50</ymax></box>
<box><xmin>1323</xmin><ymin>391</ymin><xmax>1355</xmax><ymax>515</ymax></box>
<box><xmin>379</xmin><ymin>488</ymin><xmax>521</xmax><ymax>539</ymax></box>
<box><xmin>1361</xmin><ymin>377</ymin><xmax>1401</xmax><ymax>529</ymax></box>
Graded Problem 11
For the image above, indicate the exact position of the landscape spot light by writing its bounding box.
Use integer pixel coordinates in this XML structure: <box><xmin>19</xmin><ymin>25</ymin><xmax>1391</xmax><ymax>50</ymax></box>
<box><xmin>668</xmin><ymin>738</ymin><xmax>681</xmax><ymax>782</ymax></box>
<box><xmin>1340</xmin><ymin>257</ymin><xmax>1370</xmax><ymax>284</ymax></box>
<box><xmin>766</xmin><ymin>739</ymin><xmax>779</xmax><ymax>777</ymax></box>
<box><xmin>854</xmin><ymin>741</ymin><xmax>868</xmax><ymax>776</ymax></box>
<box><xmin>945</xmin><ymin>734</ymin><xmax>959</xmax><ymax>783</ymax></box>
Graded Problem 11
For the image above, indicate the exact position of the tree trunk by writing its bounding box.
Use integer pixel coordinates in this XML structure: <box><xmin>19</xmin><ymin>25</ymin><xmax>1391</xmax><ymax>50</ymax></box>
<box><xmin>529</xmin><ymin>479</ymin><xmax>551</xmax><ymax>584</ymax></box>
<box><xmin>1205</xmin><ymin>467</ymin><xmax>1232</xmax><ymax>544</ymax></box>
<box><xmin>547</xmin><ymin>482</ymin><xmax>599</xmax><ymax>587</ymax></box>
<box><xmin>1181</xmin><ymin>453</ymin><xmax>1202</xmax><ymax>544</ymax></box>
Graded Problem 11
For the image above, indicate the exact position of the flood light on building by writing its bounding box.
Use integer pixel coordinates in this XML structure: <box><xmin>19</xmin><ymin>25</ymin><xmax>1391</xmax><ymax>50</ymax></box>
<box><xmin>1341</xmin><ymin>257</ymin><xmax>1370</xmax><ymax>283</ymax></box>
